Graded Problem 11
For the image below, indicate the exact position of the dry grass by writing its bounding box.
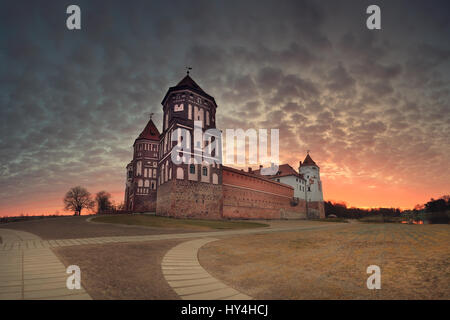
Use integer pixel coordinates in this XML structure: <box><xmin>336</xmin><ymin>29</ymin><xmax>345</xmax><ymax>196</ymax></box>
<box><xmin>53</xmin><ymin>240</ymin><xmax>182</xmax><ymax>299</ymax></box>
<box><xmin>199</xmin><ymin>223</ymin><xmax>450</xmax><ymax>299</ymax></box>
<box><xmin>0</xmin><ymin>215</ymin><xmax>268</xmax><ymax>240</ymax></box>
<box><xmin>0</xmin><ymin>215</ymin><xmax>233</xmax><ymax>240</ymax></box>
<box><xmin>92</xmin><ymin>215</ymin><xmax>269</xmax><ymax>230</ymax></box>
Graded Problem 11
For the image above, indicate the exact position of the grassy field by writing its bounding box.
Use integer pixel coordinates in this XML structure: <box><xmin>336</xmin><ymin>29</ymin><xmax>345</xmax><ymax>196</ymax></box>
<box><xmin>199</xmin><ymin>223</ymin><xmax>450</xmax><ymax>299</ymax></box>
<box><xmin>92</xmin><ymin>214</ymin><xmax>269</xmax><ymax>230</ymax></box>
<box><xmin>312</xmin><ymin>217</ymin><xmax>349</xmax><ymax>223</ymax></box>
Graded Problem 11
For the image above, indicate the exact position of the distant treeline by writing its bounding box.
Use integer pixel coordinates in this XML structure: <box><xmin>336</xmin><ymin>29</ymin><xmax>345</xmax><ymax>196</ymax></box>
<box><xmin>324</xmin><ymin>202</ymin><xmax>401</xmax><ymax>219</ymax></box>
<box><xmin>325</xmin><ymin>195</ymin><xmax>450</xmax><ymax>223</ymax></box>
<box><xmin>421</xmin><ymin>195</ymin><xmax>450</xmax><ymax>213</ymax></box>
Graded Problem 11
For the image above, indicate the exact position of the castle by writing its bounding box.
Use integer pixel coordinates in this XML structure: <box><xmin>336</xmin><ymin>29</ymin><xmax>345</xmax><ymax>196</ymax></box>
<box><xmin>124</xmin><ymin>74</ymin><xmax>324</xmax><ymax>219</ymax></box>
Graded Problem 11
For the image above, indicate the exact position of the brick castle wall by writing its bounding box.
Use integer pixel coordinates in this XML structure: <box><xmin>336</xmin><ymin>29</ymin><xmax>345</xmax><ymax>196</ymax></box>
<box><xmin>155</xmin><ymin>167</ymin><xmax>312</xmax><ymax>220</ymax></box>
<box><xmin>306</xmin><ymin>201</ymin><xmax>325</xmax><ymax>219</ymax></box>
<box><xmin>222</xmin><ymin>167</ymin><xmax>307</xmax><ymax>219</ymax></box>
<box><xmin>156</xmin><ymin>179</ymin><xmax>223</xmax><ymax>219</ymax></box>
<box><xmin>134</xmin><ymin>192</ymin><xmax>157</xmax><ymax>212</ymax></box>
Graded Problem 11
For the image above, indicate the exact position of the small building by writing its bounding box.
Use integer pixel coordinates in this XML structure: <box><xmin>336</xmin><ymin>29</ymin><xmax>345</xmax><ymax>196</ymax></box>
<box><xmin>253</xmin><ymin>164</ymin><xmax>307</xmax><ymax>199</ymax></box>
<box><xmin>253</xmin><ymin>154</ymin><xmax>325</xmax><ymax>218</ymax></box>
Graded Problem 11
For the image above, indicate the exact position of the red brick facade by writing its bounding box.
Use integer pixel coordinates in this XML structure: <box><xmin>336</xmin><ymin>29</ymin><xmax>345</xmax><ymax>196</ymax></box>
<box><xmin>154</xmin><ymin>166</ymin><xmax>309</xmax><ymax>220</ymax></box>
<box><xmin>222</xmin><ymin>166</ymin><xmax>307</xmax><ymax>219</ymax></box>
<box><xmin>156</xmin><ymin>178</ymin><xmax>223</xmax><ymax>219</ymax></box>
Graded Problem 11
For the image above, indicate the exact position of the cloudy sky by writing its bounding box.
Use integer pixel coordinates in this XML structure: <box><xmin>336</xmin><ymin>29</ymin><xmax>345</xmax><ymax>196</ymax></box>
<box><xmin>1</xmin><ymin>0</ymin><xmax>449</xmax><ymax>216</ymax></box>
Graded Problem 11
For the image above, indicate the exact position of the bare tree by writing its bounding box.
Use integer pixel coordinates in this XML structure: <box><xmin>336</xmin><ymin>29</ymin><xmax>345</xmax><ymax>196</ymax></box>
<box><xmin>63</xmin><ymin>186</ymin><xmax>95</xmax><ymax>216</ymax></box>
<box><xmin>95</xmin><ymin>191</ymin><xmax>112</xmax><ymax>214</ymax></box>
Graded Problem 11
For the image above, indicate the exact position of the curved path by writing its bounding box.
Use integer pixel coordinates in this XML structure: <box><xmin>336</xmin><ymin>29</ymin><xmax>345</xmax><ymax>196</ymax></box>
<box><xmin>1</xmin><ymin>221</ymin><xmax>345</xmax><ymax>300</ymax></box>
<box><xmin>0</xmin><ymin>229</ymin><xmax>91</xmax><ymax>300</ymax></box>
<box><xmin>162</xmin><ymin>238</ymin><xmax>252</xmax><ymax>300</ymax></box>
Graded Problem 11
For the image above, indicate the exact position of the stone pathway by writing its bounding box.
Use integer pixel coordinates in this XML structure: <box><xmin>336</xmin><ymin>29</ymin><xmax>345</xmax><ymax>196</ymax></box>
<box><xmin>162</xmin><ymin>238</ymin><xmax>252</xmax><ymax>300</ymax></box>
<box><xmin>0</xmin><ymin>229</ymin><xmax>91</xmax><ymax>300</ymax></box>
<box><xmin>0</xmin><ymin>222</ymin><xmax>344</xmax><ymax>300</ymax></box>
<box><xmin>0</xmin><ymin>223</ymin><xmax>342</xmax><ymax>252</ymax></box>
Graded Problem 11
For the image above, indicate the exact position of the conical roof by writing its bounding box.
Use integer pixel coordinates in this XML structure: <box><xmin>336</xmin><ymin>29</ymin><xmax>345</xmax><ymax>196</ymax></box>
<box><xmin>301</xmin><ymin>153</ymin><xmax>318</xmax><ymax>166</ymax></box>
<box><xmin>135</xmin><ymin>118</ymin><xmax>160</xmax><ymax>142</ymax></box>
<box><xmin>175</xmin><ymin>75</ymin><xmax>206</xmax><ymax>94</ymax></box>
<box><xmin>161</xmin><ymin>74</ymin><xmax>217</xmax><ymax>107</ymax></box>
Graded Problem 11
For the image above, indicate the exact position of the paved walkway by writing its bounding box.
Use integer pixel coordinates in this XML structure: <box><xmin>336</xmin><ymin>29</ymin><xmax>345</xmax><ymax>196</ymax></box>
<box><xmin>0</xmin><ymin>223</ymin><xmax>342</xmax><ymax>251</ymax></box>
<box><xmin>0</xmin><ymin>222</ymin><xmax>343</xmax><ymax>300</ymax></box>
<box><xmin>162</xmin><ymin>238</ymin><xmax>252</xmax><ymax>300</ymax></box>
<box><xmin>0</xmin><ymin>230</ymin><xmax>91</xmax><ymax>300</ymax></box>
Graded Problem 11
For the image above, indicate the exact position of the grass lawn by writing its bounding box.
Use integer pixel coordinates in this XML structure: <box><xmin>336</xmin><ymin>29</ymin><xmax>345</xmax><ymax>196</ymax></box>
<box><xmin>91</xmin><ymin>214</ymin><xmax>269</xmax><ymax>230</ymax></box>
<box><xmin>312</xmin><ymin>217</ymin><xmax>349</xmax><ymax>223</ymax></box>
<box><xmin>199</xmin><ymin>223</ymin><xmax>450</xmax><ymax>299</ymax></box>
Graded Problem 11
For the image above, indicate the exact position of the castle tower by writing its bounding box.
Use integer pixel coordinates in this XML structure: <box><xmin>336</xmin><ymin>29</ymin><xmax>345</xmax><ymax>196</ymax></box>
<box><xmin>299</xmin><ymin>152</ymin><xmax>325</xmax><ymax>218</ymax></box>
<box><xmin>156</xmin><ymin>74</ymin><xmax>223</xmax><ymax>218</ymax></box>
<box><xmin>124</xmin><ymin>117</ymin><xmax>160</xmax><ymax>212</ymax></box>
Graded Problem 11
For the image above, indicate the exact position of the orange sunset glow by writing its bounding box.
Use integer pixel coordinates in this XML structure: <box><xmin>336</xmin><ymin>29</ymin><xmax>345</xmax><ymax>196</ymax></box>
<box><xmin>1</xmin><ymin>1</ymin><xmax>449</xmax><ymax>217</ymax></box>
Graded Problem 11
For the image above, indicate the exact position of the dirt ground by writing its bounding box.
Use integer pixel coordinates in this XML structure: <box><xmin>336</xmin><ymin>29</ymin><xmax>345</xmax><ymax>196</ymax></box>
<box><xmin>199</xmin><ymin>223</ymin><xmax>450</xmax><ymax>299</ymax></box>
<box><xmin>53</xmin><ymin>239</ymin><xmax>181</xmax><ymax>299</ymax></box>
<box><xmin>0</xmin><ymin>216</ymin><xmax>206</xmax><ymax>240</ymax></box>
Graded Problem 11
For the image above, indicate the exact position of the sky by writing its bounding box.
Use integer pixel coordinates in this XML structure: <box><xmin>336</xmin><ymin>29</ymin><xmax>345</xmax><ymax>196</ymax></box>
<box><xmin>0</xmin><ymin>0</ymin><xmax>449</xmax><ymax>216</ymax></box>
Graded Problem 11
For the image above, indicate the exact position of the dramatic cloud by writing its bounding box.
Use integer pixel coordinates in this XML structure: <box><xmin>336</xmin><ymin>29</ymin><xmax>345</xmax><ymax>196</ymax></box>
<box><xmin>0</xmin><ymin>0</ymin><xmax>449</xmax><ymax>215</ymax></box>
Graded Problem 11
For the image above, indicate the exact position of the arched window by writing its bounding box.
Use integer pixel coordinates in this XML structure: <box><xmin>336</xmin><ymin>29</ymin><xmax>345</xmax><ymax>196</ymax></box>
<box><xmin>190</xmin><ymin>164</ymin><xmax>195</xmax><ymax>174</ymax></box>
<box><xmin>202</xmin><ymin>167</ymin><xmax>208</xmax><ymax>176</ymax></box>
<box><xmin>212</xmin><ymin>173</ymin><xmax>218</xmax><ymax>184</ymax></box>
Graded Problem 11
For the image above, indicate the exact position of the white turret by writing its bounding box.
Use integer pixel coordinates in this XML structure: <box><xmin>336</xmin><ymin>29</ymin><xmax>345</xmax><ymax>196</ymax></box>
<box><xmin>299</xmin><ymin>153</ymin><xmax>323</xmax><ymax>202</ymax></box>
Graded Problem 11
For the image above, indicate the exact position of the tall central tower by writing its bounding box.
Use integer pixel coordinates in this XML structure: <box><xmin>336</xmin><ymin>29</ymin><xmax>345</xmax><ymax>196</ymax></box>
<box><xmin>156</xmin><ymin>74</ymin><xmax>223</xmax><ymax>218</ymax></box>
